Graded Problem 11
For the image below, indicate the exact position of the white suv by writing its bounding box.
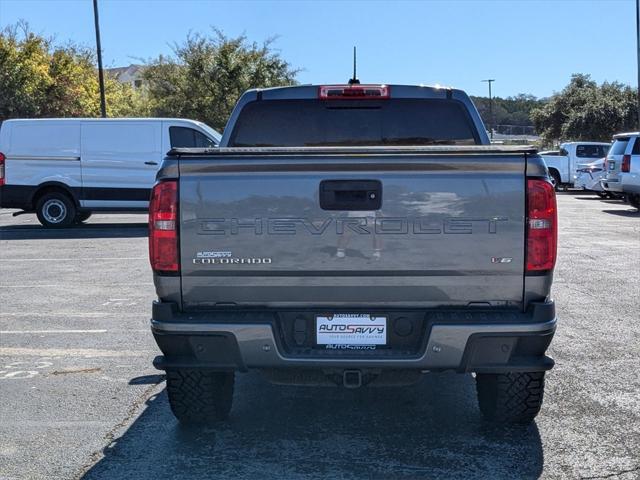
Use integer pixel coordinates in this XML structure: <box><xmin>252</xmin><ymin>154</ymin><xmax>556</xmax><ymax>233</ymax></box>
<box><xmin>601</xmin><ymin>132</ymin><xmax>640</xmax><ymax>209</ymax></box>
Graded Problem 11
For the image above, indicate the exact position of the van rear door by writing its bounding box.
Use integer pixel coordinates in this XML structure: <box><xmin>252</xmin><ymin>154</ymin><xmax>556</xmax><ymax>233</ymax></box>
<box><xmin>80</xmin><ymin>121</ymin><xmax>160</xmax><ymax>209</ymax></box>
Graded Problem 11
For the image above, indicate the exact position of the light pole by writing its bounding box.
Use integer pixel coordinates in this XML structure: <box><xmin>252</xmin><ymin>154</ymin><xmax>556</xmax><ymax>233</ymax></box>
<box><xmin>93</xmin><ymin>0</ymin><xmax>107</xmax><ymax>118</ymax></box>
<box><xmin>636</xmin><ymin>0</ymin><xmax>639</xmax><ymax>128</ymax></box>
<box><xmin>482</xmin><ymin>79</ymin><xmax>495</xmax><ymax>141</ymax></box>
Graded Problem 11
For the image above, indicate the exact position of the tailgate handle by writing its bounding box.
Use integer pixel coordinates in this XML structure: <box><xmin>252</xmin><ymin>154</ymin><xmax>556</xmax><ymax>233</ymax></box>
<box><xmin>319</xmin><ymin>180</ymin><xmax>382</xmax><ymax>211</ymax></box>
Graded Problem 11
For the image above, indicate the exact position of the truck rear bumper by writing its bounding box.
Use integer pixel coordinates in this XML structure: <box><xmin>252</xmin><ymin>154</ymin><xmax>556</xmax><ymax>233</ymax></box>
<box><xmin>150</xmin><ymin>301</ymin><xmax>556</xmax><ymax>374</ymax></box>
<box><xmin>601</xmin><ymin>178</ymin><xmax>623</xmax><ymax>193</ymax></box>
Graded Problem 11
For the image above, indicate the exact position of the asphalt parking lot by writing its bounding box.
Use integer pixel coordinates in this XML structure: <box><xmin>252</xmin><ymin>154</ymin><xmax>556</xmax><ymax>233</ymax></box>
<box><xmin>0</xmin><ymin>193</ymin><xmax>638</xmax><ymax>480</ymax></box>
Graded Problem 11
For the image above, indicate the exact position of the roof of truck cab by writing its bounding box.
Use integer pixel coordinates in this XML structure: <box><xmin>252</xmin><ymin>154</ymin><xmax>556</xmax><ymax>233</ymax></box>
<box><xmin>2</xmin><ymin>118</ymin><xmax>207</xmax><ymax>123</ymax></box>
<box><xmin>252</xmin><ymin>84</ymin><xmax>468</xmax><ymax>98</ymax></box>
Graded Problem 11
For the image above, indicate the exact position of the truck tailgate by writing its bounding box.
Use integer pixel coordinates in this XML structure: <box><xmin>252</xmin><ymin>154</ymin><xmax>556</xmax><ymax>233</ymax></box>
<box><xmin>178</xmin><ymin>149</ymin><xmax>526</xmax><ymax>308</ymax></box>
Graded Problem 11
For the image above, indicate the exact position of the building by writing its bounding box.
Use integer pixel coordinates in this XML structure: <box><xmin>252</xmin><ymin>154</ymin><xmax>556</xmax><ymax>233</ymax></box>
<box><xmin>106</xmin><ymin>64</ymin><xmax>146</xmax><ymax>89</ymax></box>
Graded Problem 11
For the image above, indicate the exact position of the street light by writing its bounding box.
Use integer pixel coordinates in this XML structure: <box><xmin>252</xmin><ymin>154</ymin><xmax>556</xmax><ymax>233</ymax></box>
<box><xmin>481</xmin><ymin>79</ymin><xmax>495</xmax><ymax>141</ymax></box>
<box><xmin>93</xmin><ymin>0</ymin><xmax>107</xmax><ymax>118</ymax></box>
<box><xmin>636</xmin><ymin>0</ymin><xmax>639</xmax><ymax>128</ymax></box>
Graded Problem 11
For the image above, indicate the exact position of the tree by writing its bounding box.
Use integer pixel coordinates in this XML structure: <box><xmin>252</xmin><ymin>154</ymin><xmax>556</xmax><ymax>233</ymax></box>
<box><xmin>470</xmin><ymin>94</ymin><xmax>544</xmax><ymax>128</ymax></box>
<box><xmin>531</xmin><ymin>74</ymin><xmax>638</xmax><ymax>145</ymax></box>
<box><xmin>142</xmin><ymin>30</ymin><xmax>299</xmax><ymax>131</ymax></box>
<box><xmin>0</xmin><ymin>22</ymin><xmax>145</xmax><ymax>122</ymax></box>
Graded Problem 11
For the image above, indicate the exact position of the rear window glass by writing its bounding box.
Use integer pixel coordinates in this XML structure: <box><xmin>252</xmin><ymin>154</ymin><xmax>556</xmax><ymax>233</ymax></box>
<box><xmin>576</xmin><ymin>144</ymin><xmax>609</xmax><ymax>158</ymax></box>
<box><xmin>170</xmin><ymin>127</ymin><xmax>216</xmax><ymax>148</ymax></box>
<box><xmin>228</xmin><ymin>99</ymin><xmax>479</xmax><ymax>147</ymax></box>
<box><xmin>632</xmin><ymin>138</ymin><xmax>640</xmax><ymax>155</ymax></box>
<box><xmin>610</xmin><ymin>139</ymin><xmax>629</xmax><ymax>155</ymax></box>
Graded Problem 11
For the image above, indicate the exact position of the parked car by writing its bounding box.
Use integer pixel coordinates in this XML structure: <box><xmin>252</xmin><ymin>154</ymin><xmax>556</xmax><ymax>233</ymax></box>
<box><xmin>540</xmin><ymin>142</ymin><xmax>611</xmax><ymax>190</ymax></box>
<box><xmin>574</xmin><ymin>158</ymin><xmax>608</xmax><ymax>197</ymax></box>
<box><xmin>0</xmin><ymin>118</ymin><xmax>221</xmax><ymax>227</ymax></box>
<box><xmin>149</xmin><ymin>83</ymin><xmax>557</xmax><ymax>426</ymax></box>
<box><xmin>601</xmin><ymin>132</ymin><xmax>640</xmax><ymax>209</ymax></box>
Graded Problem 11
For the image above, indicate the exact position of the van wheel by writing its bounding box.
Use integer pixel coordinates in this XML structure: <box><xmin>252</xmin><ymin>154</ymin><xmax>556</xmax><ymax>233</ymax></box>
<box><xmin>166</xmin><ymin>369</ymin><xmax>234</xmax><ymax>424</ymax></box>
<box><xmin>35</xmin><ymin>192</ymin><xmax>77</xmax><ymax>228</ymax></box>
<box><xmin>475</xmin><ymin>372</ymin><xmax>545</xmax><ymax>425</ymax></box>
<box><xmin>75</xmin><ymin>212</ymin><xmax>92</xmax><ymax>223</ymax></box>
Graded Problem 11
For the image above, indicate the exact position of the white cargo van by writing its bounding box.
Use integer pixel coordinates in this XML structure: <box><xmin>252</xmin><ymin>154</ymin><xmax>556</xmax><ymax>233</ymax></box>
<box><xmin>0</xmin><ymin>118</ymin><xmax>220</xmax><ymax>227</ymax></box>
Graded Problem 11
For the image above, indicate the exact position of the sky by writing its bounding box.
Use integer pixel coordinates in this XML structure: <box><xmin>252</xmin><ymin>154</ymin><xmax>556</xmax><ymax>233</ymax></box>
<box><xmin>0</xmin><ymin>0</ymin><xmax>637</xmax><ymax>98</ymax></box>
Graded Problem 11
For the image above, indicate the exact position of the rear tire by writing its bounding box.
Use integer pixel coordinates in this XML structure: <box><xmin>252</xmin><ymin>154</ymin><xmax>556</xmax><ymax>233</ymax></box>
<box><xmin>475</xmin><ymin>372</ymin><xmax>545</xmax><ymax>425</ymax></box>
<box><xmin>596</xmin><ymin>191</ymin><xmax>608</xmax><ymax>199</ymax></box>
<box><xmin>166</xmin><ymin>369</ymin><xmax>234</xmax><ymax>424</ymax></box>
<box><xmin>549</xmin><ymin>171</ymin><xmax>562</xmax><ymax>192</ymax></box>
<box><xmin>35</xmin><ymin>191</ymin><xmax>77</xmax><ymax>228</ymax></box>
<box><xmin>627</xmin><ymin>193</ymin><xmax>640</xmax><ymax>210</ymax></box>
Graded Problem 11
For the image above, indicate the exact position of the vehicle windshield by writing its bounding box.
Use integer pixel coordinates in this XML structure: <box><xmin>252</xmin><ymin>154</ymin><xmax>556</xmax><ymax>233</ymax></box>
<box><xmin>228</xmin><ymin>99</ymin><xmax>480</xmax><ymax>147</ymax></box>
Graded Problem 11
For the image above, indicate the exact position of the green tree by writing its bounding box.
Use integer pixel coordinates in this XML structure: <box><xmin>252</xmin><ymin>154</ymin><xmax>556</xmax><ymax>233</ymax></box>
<box><xmin>531</xmin><ymin>74</ymin><xmax>638</xmax><ymax>145</ymax></box>
<box><xmin>142</xmin><ymin>29</ymin><xmax>299</xmax><ymax>131</ymax></box>
<box><xmin>470</xmin><ymin>93</ymin><xmax>544</xmax><ymax>128</ymax></box>
<box><xmin>0</xmin><ymin>22</ymin><xmax>145</xmax><ymax>121</ymax></box>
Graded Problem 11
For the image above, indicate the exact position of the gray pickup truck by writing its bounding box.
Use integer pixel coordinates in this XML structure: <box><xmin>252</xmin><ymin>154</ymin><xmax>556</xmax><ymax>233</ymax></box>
<box><xmin>149</xmin><ymin>84</ymin><xmax>558</xmax><ymax>425</ymax></box>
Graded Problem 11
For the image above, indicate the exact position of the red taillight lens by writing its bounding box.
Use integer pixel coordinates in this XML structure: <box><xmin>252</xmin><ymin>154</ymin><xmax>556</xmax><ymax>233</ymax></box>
<box><xmin>621</xmin><ymin>154</ymin><xmax>631</xmax><ymax>173</ymax></box>
<box><xmin>319</xmin><ymin>85</ymin><xmax>390</xmax><ymax>100</ymax></box>
<box><xmin>526</xmin><ymin>179</ymin><xmax>557</xmax><ymax>272</ymax></box>
<box><xmin>149</xmin><ymin>180</ymin><xmax>179</xmax><ymax>273</ymax></box>
<box><xmin>0</xmin><ymin>152</ymin><xmax>5</xmax><ymax>186</ymax></box>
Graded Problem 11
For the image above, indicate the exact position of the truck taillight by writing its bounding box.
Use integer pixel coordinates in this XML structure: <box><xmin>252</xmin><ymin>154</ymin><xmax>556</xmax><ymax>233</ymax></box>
<box><xmin>319</xmin><ymin>85</ymin><xmax>390</xmax><ymax>100</ymax></box>
<box><xmin>0</xmin><ymin>152</ymin><xmax>5</xmax><ymax>186</ymax></box>
<box><xmin>621</xmin><ymin>154</ymin><xmax>631</xmax><ymax>173</ymax></box>
<box><xmin>149</xmin><ymin>180</ymin><xmax>179</xmax><ymax>274</ymax></box>
<box><xmin>526</xmin><ymin>179</ymin><xmax>557</xmax><ymax>272</ymax></box>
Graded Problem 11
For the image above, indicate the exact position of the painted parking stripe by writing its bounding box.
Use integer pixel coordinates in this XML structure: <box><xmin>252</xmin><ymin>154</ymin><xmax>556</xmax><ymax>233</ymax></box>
<box><xmin>0</xmin><ymin>329</ymin><xmax>108</xmax><ymax>334</ymax></box>
<box><xmin>0</xmin><ymin>347</ymin><xmax>153</xmax><ymax>357</ymax></box>
<box><xmin>0</xmin><ymin>257</ymin><xmax>146</xmax><ymax>261</ymax></box>
<box><xmin>0</xmin><ymin>329</ymin><xmax>149</xmax><ymax>334</ymax></box>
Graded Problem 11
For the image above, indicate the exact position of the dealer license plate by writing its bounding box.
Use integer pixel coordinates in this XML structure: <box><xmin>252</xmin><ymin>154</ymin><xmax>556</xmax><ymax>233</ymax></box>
<box><xmin>316</xmin><ymin>314</ymin><xmax>387</xmax><ymax>345</ymax></box>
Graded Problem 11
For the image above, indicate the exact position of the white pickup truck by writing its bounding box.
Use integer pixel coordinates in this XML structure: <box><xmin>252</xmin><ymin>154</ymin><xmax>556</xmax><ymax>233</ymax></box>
<box><xmin>540</xmin><ymin>142</ymin><xmax>610</xmax><ymax>190</ymax></box>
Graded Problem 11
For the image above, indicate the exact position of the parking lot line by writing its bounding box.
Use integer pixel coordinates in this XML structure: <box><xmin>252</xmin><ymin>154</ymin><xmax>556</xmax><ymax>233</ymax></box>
<box><xmin>0</xmin><ymin>347</ymin><xmax>153</xmax><ymax>357</ymax></box>
<box><xmin>0</xmin><ymin>284</ymin><xmax>153</xmax><ymax>288</ymax></box>
<box><xmin>0</xmin><ymin>329</ymin><xmax>109</xmax><ymax>334</ymax></box>
<box><xmin>0</xmin><ymin>257</ymin><xmax>147</xmax><ymax>261</ymax></box>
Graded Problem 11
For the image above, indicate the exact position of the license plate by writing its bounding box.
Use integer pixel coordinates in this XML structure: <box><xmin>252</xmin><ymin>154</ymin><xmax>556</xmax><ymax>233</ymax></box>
<box><xmin>316</xmin><ymin>314</ymin><xmax>387</xmax><ymax>345</ymax></box>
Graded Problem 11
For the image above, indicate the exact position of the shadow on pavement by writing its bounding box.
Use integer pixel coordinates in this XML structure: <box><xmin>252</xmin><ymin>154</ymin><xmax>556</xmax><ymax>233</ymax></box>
<box><xmin>128</xmin><ymin>374</ymin><xmax>165</xmax><ymax>385</ymax></box>
<box><xmin>572</xmin><ymin>196</ymin><xmax>626</xmax><ymax>204</ymax></box>
<box><xmin>602</xmin><ymin>209</ymin><xmax>640</xmax><ymax>217</ymax></box>
<box><xmin>0</xmin><ymin>223</ymin><xmax>148</xmax><ymax>240</ymax></box>
<box><xmin>82</xmin><ymin>372</ymin><xmax>543</xmax><ymax>480</ymax></box>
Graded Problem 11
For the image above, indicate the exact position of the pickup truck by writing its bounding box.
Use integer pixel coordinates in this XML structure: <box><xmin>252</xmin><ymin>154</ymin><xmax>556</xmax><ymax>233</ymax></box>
<box><xmin>540</xmin><ymin>142</ymin><xmax>610</xmax><ymax>190</ymax></box>
<box><xmin>149</xmin><ymin>84</ymin><xmax>558</xmax><ymax>426</ymax></box>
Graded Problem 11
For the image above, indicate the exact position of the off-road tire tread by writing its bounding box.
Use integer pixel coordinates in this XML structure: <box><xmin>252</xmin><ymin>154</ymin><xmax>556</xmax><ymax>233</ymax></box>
<box><xmin>166</xmin><ymin>369</ymin><xmax>234</xmax><ymax>424</ymax></box>
<box><xmin>476</xmin><ymin>372</ymin><xmax>545</xmax><ymax>425</ymax></box>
